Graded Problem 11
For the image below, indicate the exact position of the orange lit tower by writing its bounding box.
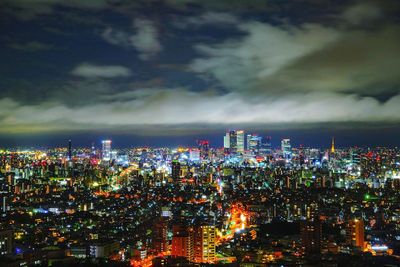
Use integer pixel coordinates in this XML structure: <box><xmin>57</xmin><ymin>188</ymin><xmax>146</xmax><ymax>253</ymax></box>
<box><xmin>171</xmin><ymin>224</ymin><xmax>193</xmax><ymax>261</ymax></box>
<box><xmin>346</xmin><ymin>218</ymin><xmax>364</xmax><ymax>249</ymax></box>
<box><xmin>153</xmin><ymin>218</ymin><xmax>168</xmax><ymax>254</ymax></box>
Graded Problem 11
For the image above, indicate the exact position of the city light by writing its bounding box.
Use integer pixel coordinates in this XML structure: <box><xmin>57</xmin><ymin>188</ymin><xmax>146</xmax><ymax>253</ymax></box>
<box><xmin>0</xmin><ymin>134</ymin><xmax>399</xmax><ymax>266</ymax></box>
<box><xmin>1</xmin><ymin>0</ymin><xmax>400</xmax><ymax>265</ymax></box>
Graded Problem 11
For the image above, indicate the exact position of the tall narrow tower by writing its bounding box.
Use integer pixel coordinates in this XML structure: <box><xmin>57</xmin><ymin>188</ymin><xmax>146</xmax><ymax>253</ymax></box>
<box><xmin>281</xmin><ymin>138</ymin><xmax>292</xmax><ymax>160</ymax></box>
<box><xmin>331</xmin><ymin>137</ymin><xmax>335</xmax><ymax>153</ymax></box>
<box><xmin>68</xmin><ymin>139</ymin><xmax>72</xmax><ymax>161</ymax></box>
<box><xmin>101</xmin><ymin>140</ymin><xmax>112</xmax><ymax>161</ymax></box>
<box><xmin>346</xmin><ymin>218</ymin><xmax>364</xmax><ymax>249</ymax></box>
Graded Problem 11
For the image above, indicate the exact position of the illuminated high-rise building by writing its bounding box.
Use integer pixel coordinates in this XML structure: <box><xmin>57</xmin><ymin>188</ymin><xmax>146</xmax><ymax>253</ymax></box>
<box><xmin>306</xmin><ymin>203</ymin><xmax>319</xmax><ymax>220</ymax></box>
<box><xmin>300</xmin><ymin>219</ymin><xmax>321</xmax><ymax>254</ymax></box>
<box><xmin>260</xmin><ymin>136</ymin><xmax>272</xmax><ymax>154</ymax></box>
<box><xmin>331</xmin><ymin>137</ymin><xmax>335</xmax><ymax>153</ymax></box>
<box><xmin>224</xmin><ymin>130</ymin><xmax>245</xmax><ymax>153</ymax></box>
<box><xmin>247</xmin><ymin>134</ymin><xmax>262</xmax><ymax>152</ymax></box>
<box><xmin>0</xmin><ymin>229</ymin><xmax>13</xmax><ymax>256</ymax></box>
<box><xmin>229</xmin><ymin>131</ymin><xmax>237</xmax><ymax>153</ymax></box>
<box><xmin>153</xmin><ymin>218</ymin><xmax>168</xmax><ymax>254</ymax></box>
<box><xmin>171</xmin><ymin>225</ymin><xmax>194</xmax><ymax>261</ymax></box>
<box><xmin>281</xmin><ymin>138</ymin><xmax>292</xmax><ymax>160</ymax></box>
<box><xmin>301</xmin><ymin>203</ymin><xmax>321</xmax><ymax>254</ymax></box>
<box><xmin>351</xmin><ymin>149</ymin><xmax>361</xmax><ymax>165</ymax></box>
<box><xmin>194</xmin><ymin>225</ymin><xmax>216</xmax><ymax>263</ymax></box>
<box><xmin>346</xmin><ymin>218</ymin><xmax>364</xmax><ymax>249</ymax></box>
<box><xmin>101</xmin><ymin>140</ymin><xmax>112</xmax><ymax>161</ymax></box>
<box><xmin>197</xmin><ymin>140</ymin><xmax>209</xmax><ymax>159</ymax></box>
<box><xmin>91</xmin><ymin>142</ymin><xmax>96</xmax><ymax>157</ymax></box>
<box><xmin>236</xmin><ymin>130</ymin><xmax>245</xmax><ymax>153</ymax></box>
<box><xmin>223</xmin><ymin>133</ymin><xmax>230</xmax><ymax>152</ymax></box>
<box><xmin>171</xmin><ymin>160</ymin><xmax>181</xmax><ymax>182</ymax></box>
<box><xmin>68</xmin><ymin>139</ymin><xmax>72</xmax><ymax>161</ymax></box>
<box><xmin>2</xmin><ymin>196</ymin><xmax>7</xmax><ymax>214</ymax></box>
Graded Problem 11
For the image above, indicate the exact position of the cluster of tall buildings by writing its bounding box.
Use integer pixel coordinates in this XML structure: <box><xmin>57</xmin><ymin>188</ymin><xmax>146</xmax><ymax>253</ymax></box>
<box><xmin>170</xmin><ymin>224</ymin><xmax>216</xmax><ymax>263</ymax></box>
<box><xmin>224</xmin><ymin>130</ymin><xmax>292</xmax><ymax>158</ymax></box>
<box><xmin>223</xmin><ymin>130</ymin><xmax>272</xmax><ymax>154</ymax></box>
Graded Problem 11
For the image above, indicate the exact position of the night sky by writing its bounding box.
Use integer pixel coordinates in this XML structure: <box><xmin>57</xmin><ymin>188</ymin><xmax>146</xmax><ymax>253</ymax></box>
<box><xmin>1</xmin><ymin>0</ymin><xmax>400</xmax><ymax>148</ymax></box>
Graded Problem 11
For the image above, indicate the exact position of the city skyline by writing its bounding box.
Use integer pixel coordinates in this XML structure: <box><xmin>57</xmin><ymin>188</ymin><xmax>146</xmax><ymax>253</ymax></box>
<box><xmin>2</xmin><ymin>126</ymin><xmax>400</xmax><ymax>149</ymax></box>
<box><xmin>1</xmin><ymin>1</ymin><xmax>400</xmax><ymax>266</ymax></box>
<box><xmin>1</xmin><ymin>134</ymin><xmax>399</xmax><ymax>266</ymax></box>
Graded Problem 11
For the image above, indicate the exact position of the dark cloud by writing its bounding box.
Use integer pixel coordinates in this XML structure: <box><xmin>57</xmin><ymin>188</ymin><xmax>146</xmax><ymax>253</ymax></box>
<box><xmin>190</xmin><ymin>5</ymin><xmax>400</xmax><ymax>96</ymax></box>
<box><xmin>101</xmin><ymin>18</ymin><xmax>162</xmax><ymax>60</ymax></box>
<box><xmin>0</xmin><ymin>0</ymin><xmax>399</xmax><ymax>137</ymax></box>
<box><xmin>174</xmin><ymin>12</ymin><xmax>239</xmax><ymax>29</ymax></box>
<box><xmin>341</xmin><ymin>2</ymin><xmax>382</xmax><ymax>25</ymax></box>
<box><xmin>191</xmin><ymin>22</ymin><xmax>339</xmax><ymax>93</ymax></box>
<box><xmin>271</xmin><ymin>25</ymin><xmax>400</xmax><ymax>95</ymax></box>
<box><xmin>8</xmin><ymin>41</ymin><xmax>55</xmax><ymax>51</ymax></box>
<box><xmin>163</xmin><ymin>0</ymin><xmax>270</xmax><ymax>12</ymax></box>
<box><xmin>1</xmin><ymin>0</ymin><xmax>111</xmax><ymax>20</ymax></box>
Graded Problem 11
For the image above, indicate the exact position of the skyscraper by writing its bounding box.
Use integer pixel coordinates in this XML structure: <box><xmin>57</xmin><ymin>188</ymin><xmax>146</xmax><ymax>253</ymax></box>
<box><xmin>171</xmin><ymin>224</ymin><xmax>194</xmax><ymax>261</ymax></box>
<box><xmin>236</xmin><ymin>130</ymin><xmax>245</xmax><ymax>153</ymax></box>
<box><xmin>224</xmin><ymin>130</ymin><xmax>245</xmax><ymax>153</ymax></box>
<box><xmin>301</xmin><ymin>203</ymin><xmax>321</xmax><ymax>254</ymax></box>
<box><xmin>331</xmin><ymin>137</ymin><xmax>335</xmax><ymax>153</ymax></box>
<box><xmin>0</xmin><ymin>229</ymin><xmax>13</xmax><ymax>256</ymax></box>
<box><xmin>153</xmin><ymin>218</ymin><xmax>168</xmax><ymax>254</ymax></box>
<box><xmin>260</xmin><ymin>136</ymin><xmax>272</xmax><ymax>154</ymax></box>
<box><xmin>300</xmin><ymin>219</ymin><xmax>322</xmax><ymax>254</ymax></box>
<box><xmin>2</xmin><ymin>196</ymin><xmax>7</xmax><ymax>214</ymax></box>
<box><xmin>346</xmin><ymin>218</ymin><xmax>365</xmax><ymax>249</ymax></box>
<box><xmin>68</xmin><ymin>139</ymin><xmax>72</xmax><ymax>161</ymax></box>
<box><xmin>91</xmin><ymin>142</ymin><xmax>96</xmax><ymax>157</ymax></box>
<box><xmin>193</xmin><ymin>225</ymin><xmax>216</xmax><ymax>263</ymax></box>
<box><xmin>171</xmin><ymin>160</ymin><xmax>181</xmax><ymax>182</ymax></box>
<box><xmin>351</xmin><ymin>149</ymin><xmax>361</xmax><ymax>165</ymax></box>
<box><xmin>197</xmin><ymin>140</ymin><xmax>209</xmax><ymax>159</ymax></box>
<box><xmin>101</xmin><ymin>140</ymin><xmax>112</xmax><ymax>161</ymax></box>
<box><xmin>223</xmin><ymin>133</ymin><xmax>230</xmax><ymax>152</ymax></box>
<box><xmin>229</xmin><ymin>131</ymin><xmax>237</xmax><ymax>153</ymax></box>
<box><xmin>281</xmin><ymin>138</ymin><xmax>292</xmax><ymax>160</ymax></box>
<box><xmin>247</xmin><ymin>134</ymin><xmax>262</xmax><ymax>152</ymax></box>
